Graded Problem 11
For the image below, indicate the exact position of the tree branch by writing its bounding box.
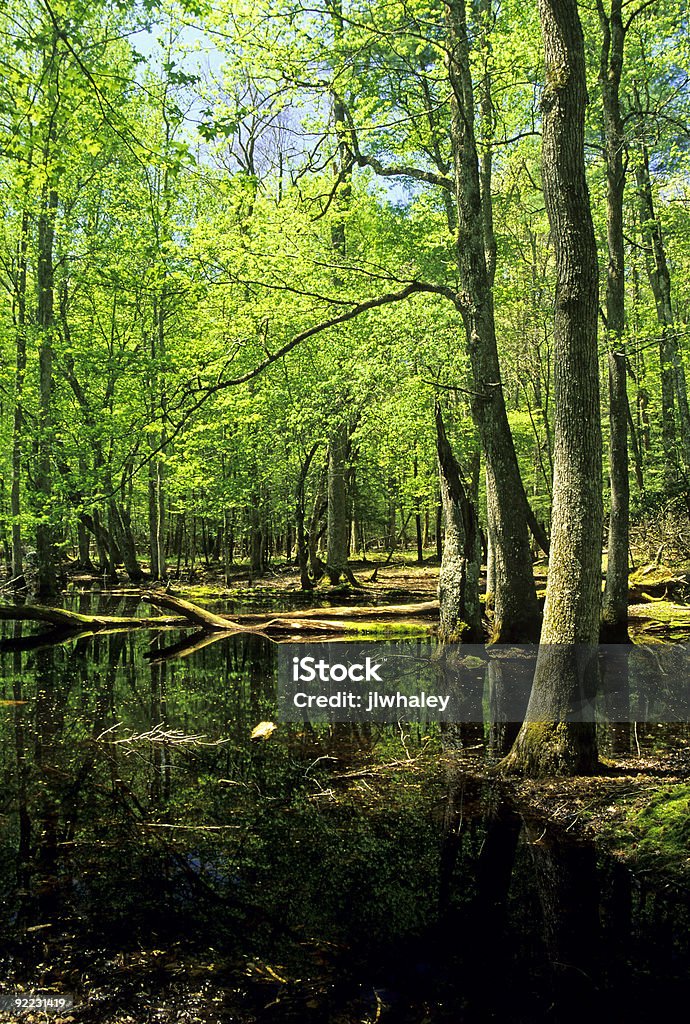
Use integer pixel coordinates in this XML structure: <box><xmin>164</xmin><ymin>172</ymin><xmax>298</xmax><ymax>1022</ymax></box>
<box><xmin>337</xmin><ymin>96</ymin><xmax>455</xmax><ymax>192</ymax></box>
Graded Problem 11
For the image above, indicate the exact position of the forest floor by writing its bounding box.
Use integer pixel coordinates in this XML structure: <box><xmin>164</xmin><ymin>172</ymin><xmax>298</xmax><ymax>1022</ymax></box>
<box><xmin>510</xmin><ymin>747</ymin><xmax>690</xmax><ymax>879</ymax></box>
<box><xmin>325</xmin><ymin>741</ymin><xmax>690</xmax><ymax>885</ymax></box>
<box><xmin>153</xmin><ymin>555</ymin><xmax>448</xmax><ymax>605</ymax></box>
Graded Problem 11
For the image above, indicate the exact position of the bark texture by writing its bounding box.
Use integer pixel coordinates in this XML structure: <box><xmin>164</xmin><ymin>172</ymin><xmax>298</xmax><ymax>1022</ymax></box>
<box><xmin>598</xmin><ymin>0</ymin><xmax>630</xmax><ymax>640</ymax></box>
<box><xmin>504</xmin><ymin>0</ymin><xmax>602</xmax><ymax>776</ymax></box>
<box><xmin>444</xmin><ymin>0</ymin><xmax>540</xmax><ymax>642</ymax></box>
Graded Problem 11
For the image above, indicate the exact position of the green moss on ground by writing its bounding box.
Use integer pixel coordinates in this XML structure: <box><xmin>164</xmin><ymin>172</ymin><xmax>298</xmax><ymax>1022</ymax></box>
<box><xmin>630</xmin><ymin>783</ymin><xmax>690</xmax><ymax>870</ymax></box>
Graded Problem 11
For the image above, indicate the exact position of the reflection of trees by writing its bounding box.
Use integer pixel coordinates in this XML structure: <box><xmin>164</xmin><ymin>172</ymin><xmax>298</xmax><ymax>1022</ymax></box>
<box><xmin>437</xmin><ymin>780</ymin><xmax>605</xmax><ymax>1020</ymax></box>
<box><xmin>526</xmin><ymin>823</ymin><xmax>601</xmax><ymax>1019</ymax></box>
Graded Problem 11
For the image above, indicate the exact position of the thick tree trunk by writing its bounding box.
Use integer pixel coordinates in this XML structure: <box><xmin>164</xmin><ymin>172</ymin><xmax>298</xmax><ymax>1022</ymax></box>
<box><xmin>444</xmin><ymin>0</ymin><xmax>540</xmax><ymax>642</ymax></box>
<box><xmin>598</xmin><ymin>0</ymin><xmax>630</xmax><ymax>641</ymax></box>
<box><xmin>435</xmin><ymin>403</ymin><xmax>483</xmax><ymax>641</ymax></box>
<box><xmin>503</xmin><ymin>0</ymin><xmax>602</xmax><ymax>776</ymax></box>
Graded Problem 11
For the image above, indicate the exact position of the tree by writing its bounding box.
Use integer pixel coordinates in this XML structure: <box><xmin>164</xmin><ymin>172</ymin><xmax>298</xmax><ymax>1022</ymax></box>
<box><xmin>442</xmin><ymin>0</ymin><xmax>542</xmax><ymax>640</ymax></box>
<box><xmin>435</xmin><ymin>401</ymin><xmax>482</xmax><ymax>640</ymax></box>
<box><xmin>597</xmin><ymin>0</ymin><xmax>630</xmax><ymax>642</ymax></box>
<box><xmin>503</xmin><ymin>0</ymin><xmax>602</xmax><ymax>775</ymax></box>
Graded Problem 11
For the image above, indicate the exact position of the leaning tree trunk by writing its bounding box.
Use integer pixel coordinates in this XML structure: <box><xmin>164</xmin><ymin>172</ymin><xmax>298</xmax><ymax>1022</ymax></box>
<box><xmin>503</xmin><ymin>0</ymin><xmax>602</xmax><ymax>776</ymax></box>
<box><xmin>598</xmin><ymin>0</ymin><xmax>630</xmax><ymax>642</ymax></box>
<box><xmin>435</xmin><ymin>402</ymin><xmax>483</xmax><ymax>641</ymax></box>
<box><xmin>444</xmin><ymin>0</ymin><xmax>541</xmax><ymax>642</ymax></box>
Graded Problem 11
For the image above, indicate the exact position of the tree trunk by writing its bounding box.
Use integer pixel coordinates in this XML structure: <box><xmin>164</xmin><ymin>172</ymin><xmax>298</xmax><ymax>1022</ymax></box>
<box><xmin>34</xmin><ymin>183</ymin><xmax>60</xmax><ymax>599</ymax></box>
<box><xmin>413</xmin><ymin>457</ymin><xmax>424</xmax><ymax>563</ymax></box>
<box><xmin>324</xmin><ymin>10</ymin><xmax>355</xmax><ymax>588</ymax></box>
<box><xmin>636</xmin><ymin>141</ymin><xmax>690</xmax><ymax>480</ymax></box>
<box><xmin>326</xmin><ymin>422</ymin><xmax>350</xmax><ymax>583</ymax></box>
<box><xmin>76</xmin><ymin>517</ymin><xmax>93</xmax><ymax>570</ymax></box>
<box><xmin>296</xmin><ymin>443</ymin><xmax>319</xmax><ymax>591</ymax></box>
<box><xmin>223</xmin><ymin>510</ymin><xmax>234</xmax><ymax>585</ymax></box>
<box><xmin>148</xmin><ymin>467</ymin><xmax>166</xmax><ymax>580</ymax></box>
<box><xmin>598</xmin><ymin>0</ymin><xmax>630</xmax><ymax>641</ymax></box>
<box><xmin>249</xmin><ymin>499</ymin><xmax>263</xmax><ymax>575</ymax></box>
<box><xmin>11</xmin><ymin>207</ymin><xmax>30</xmax><ymax>585</ymax></box>
<box><xmin>80</xmin><ymin>510</ymin><xmax>116</xmax><ymax>578</ymax></box>
<box><xmin>109</xmin><ymin>495</ymin><xmax>144</xmax><ymax>582</ymax></box>
<box><xmin>435</xmin><ymin>403</ymin><xmax>483</xmax><ymax>641</ymax></box>
<box><xmin>503</xmin><ymin>0</ymin><xmax>602</xmax><ymax>776</ymax></box>
<box><xmin>485</xmin><ymin>479</ymin><xmax>496</xmax><ymax>614</ymax></box>
<box><xmin>308</xmin><ymin>468</ymin><xmax>326</xmax><ymax>580</ymax></box>
<box><xmin>444</xmin><ymin>0</ymin><xmax>540</xmax><ymax>642</ymax></box>
<box><xmin>603</xmin><ymin>348</ymin><xmax>630</xmax><ymax>639</ymax></box>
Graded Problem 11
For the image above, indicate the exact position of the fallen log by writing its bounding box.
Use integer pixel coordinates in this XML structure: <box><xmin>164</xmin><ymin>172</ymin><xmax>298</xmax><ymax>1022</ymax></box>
<box><xmin>139</xmin><ymin>593</ymin><xmax>268</xmax><ymax>630</ymax></box>
<box><xmin>233</xmin><ymin>600</ymin><xmax>439</xmax><ymax>624</ymax></box>
<box><xmin>0</xmin><ymin>603</ymin><xmax>186</xmax><ymax>630</ymax></box>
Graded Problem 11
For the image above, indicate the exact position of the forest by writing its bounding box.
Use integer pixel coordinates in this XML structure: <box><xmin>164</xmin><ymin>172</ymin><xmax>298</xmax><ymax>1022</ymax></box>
<box><xmin>1</xmin><ymin>0</ymin><xmax>690</xmax><ymax>1021</ymax></box>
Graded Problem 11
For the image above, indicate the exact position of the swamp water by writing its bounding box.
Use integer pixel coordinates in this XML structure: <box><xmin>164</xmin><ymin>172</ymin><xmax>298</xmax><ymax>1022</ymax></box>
<box><xmin>0</xmin><ymin>592</ymin><xmax>688</xmax><ymax>1022</ymax></box>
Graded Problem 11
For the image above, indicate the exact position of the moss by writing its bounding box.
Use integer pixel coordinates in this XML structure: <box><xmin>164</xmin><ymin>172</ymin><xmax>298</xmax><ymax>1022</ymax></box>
<box><xmin>630</xmin><ymin>600</ymin><xmax>690</xmax><ymax>623</ymax></box>
<box><xmin>500</xmin><ymin>721</ymin><xmax>598</xmax><ymax>777</ymax></box>
<box><xmin>631</xmin><ymin>783</ymin><xmax>690</xmax><ymax>869</ymax></box>
<box><xmin>628</xmin><ymin>601</ymin><xmax>690</xmax><ymax>643</ymax></box>
<box><xmin>178</xmin><ymin>585</ymin><xmax>228</xmax><ymax>599</ymax></box>
<box><xmin>628</xmin><ymin>563</ymin><xmax>690</xmax><ymax>589</ymax></box>
<box><xmin>340</xmin><ymin>621</ymin><xmax>433</xmax><ymax>638</ymax></box>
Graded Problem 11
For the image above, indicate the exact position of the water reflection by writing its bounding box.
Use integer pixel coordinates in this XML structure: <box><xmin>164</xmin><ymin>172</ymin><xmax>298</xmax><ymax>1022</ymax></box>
<box><xmin>0</xmin><ymin>626</ymin><xmax>689</xmax><ymax>1021</ymax></box>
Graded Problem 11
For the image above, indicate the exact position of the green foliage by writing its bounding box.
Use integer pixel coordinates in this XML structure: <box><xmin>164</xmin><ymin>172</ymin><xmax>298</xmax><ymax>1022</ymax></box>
<box><xmin>0</xmin><ymin>0</ymin><xmax>687</xmax><ymax>579</ymax></box>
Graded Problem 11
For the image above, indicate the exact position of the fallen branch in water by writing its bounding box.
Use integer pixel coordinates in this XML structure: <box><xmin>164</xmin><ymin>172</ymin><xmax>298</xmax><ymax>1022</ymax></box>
<box><xmin>0</xmin><ymin>602</ymin><xmax>185</xmax><ymax>630</ymax></box>
<box><xmin>139</xmin><ymin>590</ymin><xmax>247</xmax><ymax>630</ymax></box>
<box><xmin>0</xmin><ymin>590</ymin><xmax>438</xmax><ymax>650</ymax></box>
<box><xmin>95</xmin><ymin>721</ymin><xmax>231</xmax><ymax>748</ymax></box>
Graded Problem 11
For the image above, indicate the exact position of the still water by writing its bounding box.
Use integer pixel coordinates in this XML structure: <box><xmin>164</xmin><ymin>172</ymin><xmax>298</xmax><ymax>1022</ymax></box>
<box><xmin>0</xmin><ymin>595</ymin><xmax>688</xmax><ymax>1022</ymax></box>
